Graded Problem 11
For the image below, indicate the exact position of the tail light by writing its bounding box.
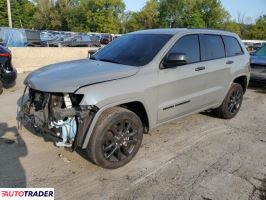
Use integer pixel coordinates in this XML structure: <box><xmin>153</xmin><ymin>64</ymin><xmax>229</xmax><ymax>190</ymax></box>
<box><xmin>0</xmin><ymin>53</ymin><xmax>10</xmax><ymax>57</ymax></box>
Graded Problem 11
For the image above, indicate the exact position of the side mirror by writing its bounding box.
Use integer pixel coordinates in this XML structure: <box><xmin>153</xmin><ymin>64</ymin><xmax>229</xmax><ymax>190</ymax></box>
<box><xmin>162</xmin><ymin>53</ymin><xmax>187</xmax><ymax>69</ymax></box>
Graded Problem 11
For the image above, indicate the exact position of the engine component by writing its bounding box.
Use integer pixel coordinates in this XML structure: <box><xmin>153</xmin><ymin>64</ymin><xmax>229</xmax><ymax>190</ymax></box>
<box><xmin>20</xmin><ymin>87</ymin><xmax>98</xmax><ymax>149</ymax></box>
<box><xmin>49</xmin><ymin>94</ymin><xmax>78</xmax><ymax>147</ymax></box>
<box><xmin>50</xmin><ymin>117</ymin><xmax>77</xmax><ymax>147</ymax></box>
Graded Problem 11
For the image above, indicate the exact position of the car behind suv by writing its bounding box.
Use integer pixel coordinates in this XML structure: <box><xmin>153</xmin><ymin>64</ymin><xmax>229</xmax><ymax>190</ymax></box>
<box><xmin>250</xmin><ymin>44</ymin><xmax>266</xmax><ymax>82</ymax></box>
<box><xmin>100</xmin><ymin>34</ymin><xmax>113</xmax><ymax>45</ymax></box>
<box><xmin>0</xmin><ymin>45</ymin><xmax>17</xmax><ymax>94</ymax></box>
<box><xmin>21</xmin><ymin>29</ymin><xmax>250</xmax><ymax>168</ymax></box>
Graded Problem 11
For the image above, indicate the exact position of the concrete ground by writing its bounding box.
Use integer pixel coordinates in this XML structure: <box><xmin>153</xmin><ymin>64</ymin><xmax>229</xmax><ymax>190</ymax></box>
<box><xmin>0</xmin><ymin>74</ymin><xmax>266</xmax><ymax>200</ymax></box>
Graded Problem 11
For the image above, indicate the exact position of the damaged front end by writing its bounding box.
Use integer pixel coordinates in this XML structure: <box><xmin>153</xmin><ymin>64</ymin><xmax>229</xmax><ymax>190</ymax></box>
<box><xmin>19</xmin><ymin>87</ymin><xmax>98</xmax><ymax>149</ymax></box>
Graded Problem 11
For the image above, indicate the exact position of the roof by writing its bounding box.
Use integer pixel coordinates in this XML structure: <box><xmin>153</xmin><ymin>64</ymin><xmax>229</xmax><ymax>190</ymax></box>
<box><xmin>130</xmin><ymin>28</ymin><xmax>236</xmax><ymax>36</ymax></box>
<box><xmin>131</xmin><ymin>28</ymin><xmax>187</xmax><ymax>35</ymax></box>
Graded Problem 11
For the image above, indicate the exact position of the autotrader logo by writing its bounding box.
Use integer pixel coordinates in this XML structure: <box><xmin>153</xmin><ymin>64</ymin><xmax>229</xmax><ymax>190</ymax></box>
<box><xmin>0</xmin><ymin>188</ymin><xmax>54</xmax><ymax>200</ymax></box>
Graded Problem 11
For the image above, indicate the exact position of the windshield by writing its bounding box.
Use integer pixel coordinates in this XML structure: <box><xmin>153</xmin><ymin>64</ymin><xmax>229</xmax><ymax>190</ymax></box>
<box><xmin>93</xmin><ymin>34</ymin><xmax>172</xmax><ymax>66</ymax></box>
<box><xmin>254</xmin><ymin>44</ymin><xmax>266</xmax><ymax>56</ymax></box>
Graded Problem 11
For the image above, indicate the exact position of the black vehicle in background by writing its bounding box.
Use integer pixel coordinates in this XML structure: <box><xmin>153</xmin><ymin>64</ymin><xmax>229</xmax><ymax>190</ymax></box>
<box><xmin>0</xmin><ymin>45</ymin><xmax>17</xmax><ymax>94</ymax></box>
<box><xmin>100</xmin><ymin>34</ymin><xmax>113</xmax><ymax>45</ymax></box>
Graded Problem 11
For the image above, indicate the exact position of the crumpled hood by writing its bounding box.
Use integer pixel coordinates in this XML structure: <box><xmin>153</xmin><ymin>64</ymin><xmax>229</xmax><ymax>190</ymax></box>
<box><xmin>24</xmin><ymin>59</ymin><xmax>139</xmax><ymax>93</ymax></box>
<box><xmin>251</xmin><ymin>55</ymin><xmax>266</xmax><ymax>66</ymax></box>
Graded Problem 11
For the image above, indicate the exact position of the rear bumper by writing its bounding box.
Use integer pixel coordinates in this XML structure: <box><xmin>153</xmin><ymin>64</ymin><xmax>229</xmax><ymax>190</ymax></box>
<box><xmin>250</xmin><ymin>70</ymin><xmax>266</xmax><ymax>83</ymax></box>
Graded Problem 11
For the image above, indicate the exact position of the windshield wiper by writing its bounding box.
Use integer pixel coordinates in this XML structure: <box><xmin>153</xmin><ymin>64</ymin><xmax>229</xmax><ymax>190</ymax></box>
<box><xmin>99</xmin><ymin>58</ymin><xmax>121</xmax><ymax>64</ymax></box>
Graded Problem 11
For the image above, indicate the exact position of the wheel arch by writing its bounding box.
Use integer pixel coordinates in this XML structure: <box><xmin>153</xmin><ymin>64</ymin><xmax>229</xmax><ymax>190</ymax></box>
<box><xmin>233</xmin><ymin>75</ymin><xmax>248</xmax><ymax>93</ymax></box>
<box><xmin>81</xmin><ymin>99</ymin><xmax>150</xmax><ymax>149</ymax></box>
<box><xmin>120</xmin><ymin>101</ymin><xmax>149</xmax><ymax>133</ymax></box>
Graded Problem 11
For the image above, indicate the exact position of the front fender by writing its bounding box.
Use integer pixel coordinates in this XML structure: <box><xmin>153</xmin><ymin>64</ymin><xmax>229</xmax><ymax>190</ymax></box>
<box><xmin>75</xmin><ymin>71</ymin><xmax>157</xmax><ymax>149</ymax></box>
<box><xmin>79</xmin><ymin>97</ymin><xmax>149</xmax><ymax>149</ymax></box>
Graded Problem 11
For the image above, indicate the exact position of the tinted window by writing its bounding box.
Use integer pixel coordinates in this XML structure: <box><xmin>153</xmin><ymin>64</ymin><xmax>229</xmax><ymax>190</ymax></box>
<box><xmin>254</xmin><ymin>44</ymin><xmax>266</xmax><ymax>56</ymax></box>
<box><xmin>200</xmin><ymin>34</ymin><xmax>225</xmax><ymax>61</ymax></box>
<box><xmin>93</xmin><ymin>34</ymin><xmax>172</xmax><ymax>66</ymax></box>
<box><xmin>222</xmin><ymin>36</ymin><xmax>243</xmax><ymax>57</ymax></box>
<box><xmin>169</xmin><ymin>34</ymin><xmax>200</xmax><ymax>63</ymax></box>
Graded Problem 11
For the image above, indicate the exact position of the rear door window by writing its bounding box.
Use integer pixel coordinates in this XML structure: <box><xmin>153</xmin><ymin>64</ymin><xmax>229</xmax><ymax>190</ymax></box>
<box><xmin>199</xmin><ymin>34</ymin><xmax>225</xmax><ymax>61</ymax></box>
<box><xmin>169</xmin><ymin>34</ymin><xmax>200</xmax><ymax>64</ymax></box>
<box><xmin>222</xmin><ymin>36</ymin><xmax>243</xmax><ymax>57</ymax></box>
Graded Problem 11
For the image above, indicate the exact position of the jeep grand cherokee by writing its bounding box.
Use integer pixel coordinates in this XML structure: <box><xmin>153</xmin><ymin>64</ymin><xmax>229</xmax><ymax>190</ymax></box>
<box><xmin>20</xmin><ymin>29</ymin><xmax>250</xmax><ymax>169</ymax></box>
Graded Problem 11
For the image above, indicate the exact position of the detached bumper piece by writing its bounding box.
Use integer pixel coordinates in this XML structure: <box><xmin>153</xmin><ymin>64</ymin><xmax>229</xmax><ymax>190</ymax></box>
<box><xmin>19</xmin><ymin>87</ymin><xmax>98</xmax><ymax>149</ymax></box>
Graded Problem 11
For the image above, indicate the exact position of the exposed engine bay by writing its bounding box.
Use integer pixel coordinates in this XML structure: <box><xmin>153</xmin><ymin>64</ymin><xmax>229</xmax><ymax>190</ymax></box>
<box><xmin>20</xmin><ymin>87</ymin><xmax>98</xmax><ymax>149</ymax></box>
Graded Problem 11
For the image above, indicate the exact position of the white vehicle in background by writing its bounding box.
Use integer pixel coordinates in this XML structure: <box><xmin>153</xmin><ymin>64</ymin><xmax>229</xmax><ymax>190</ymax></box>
<box><xmin>242</xmin><ymin>40</ymin><xmax>266</xmax><ymax>52</ymax></box>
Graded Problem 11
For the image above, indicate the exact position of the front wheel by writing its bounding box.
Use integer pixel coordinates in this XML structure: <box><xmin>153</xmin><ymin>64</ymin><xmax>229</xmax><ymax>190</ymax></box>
<box><xmin>87</xmin><ymin>107</ymin><xmax>143</xmax><ymax>169</ymax></box>
<box><xmin>213</xmin><ymin>83</ymin><xmax>243</xmax><ymax>119</ymax></box>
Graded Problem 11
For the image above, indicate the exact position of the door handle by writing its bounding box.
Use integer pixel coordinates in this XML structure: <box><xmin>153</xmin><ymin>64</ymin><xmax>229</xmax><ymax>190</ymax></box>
<box><xmin>226</xmin><ymin>61</ymin><xmax>234</xmax><ymax>65</ymax></box>
<box><xmin>195</xmin><ymin>66</ymin><xmax>206</xmax><ymax>71</ymax></box>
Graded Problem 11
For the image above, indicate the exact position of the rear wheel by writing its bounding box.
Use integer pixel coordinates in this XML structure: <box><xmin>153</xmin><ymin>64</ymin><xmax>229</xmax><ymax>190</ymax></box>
<box><xmin>87</xmin><ymin>107</ymin><xmax>143</xmax><ymax>169</ymax></box>
<box><xmin>213</xmin><ymin>83</ymin><xmax>243</xmax><ymax>119</ymax></box>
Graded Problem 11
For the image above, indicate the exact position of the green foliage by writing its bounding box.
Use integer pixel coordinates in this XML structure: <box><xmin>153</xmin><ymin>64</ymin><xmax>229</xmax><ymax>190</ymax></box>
<box><xmin>122</xmin><ymin>0</ymin><xmax>160</xmax><ymax>32</ymax></box>
<box><xmin>32</xmin><ymin>0</ymin><xmax>125</xmax><ymax>33</ymax></box>
<box><xmin>33</xmin><ymin>0</ymin><xmax>72</xmax><ymax>30</ymax></box>
<box><xmin>222</xmin><ymin>21</ymin><xmax>241</xmax><ymax>36</ymax></box>
<box><xmin>158</xmin><ymin>0</ymin><xmax>228</xmax><ymax>28</ymax></box>
<box><xmin>250</xmin><ymin>15</ymin><xmax>266</xmax><ymax>40</ymax></box>
<box><xmin>0</xmin><ymin>0</ymin><xmax>265</xmax><ymax>39</ymax></box>
<box><xmin>0</xmin><ymin>0</ymin><xmax>36</xmax><ymax>28</ymax></box>
<box><xmin>122</xmin><ymin>12</ymin><xmax>142</xmax><ymax>33</ymax></box>
<box><xmin>137</xmin><ymin>0</ymin><xmax>160</xmax><ymax>29</ymax></box>
<box><xmin>196</xmin><ymin>0</ymin><xmax>229</xmax><ymax>28</ymax></box>
<box><xmin>84</xmin><ymin>0</ymin><xmax>125</xmax><ymax>33</ymax></box>
<box><xmin>0</xmin><ymin>0</ymin><xmax>8</xmax><ymax>27</ymax></box>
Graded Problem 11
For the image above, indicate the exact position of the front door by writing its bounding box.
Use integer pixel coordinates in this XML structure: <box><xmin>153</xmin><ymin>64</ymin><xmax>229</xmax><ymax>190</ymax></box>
<box><xmin>157</xmin><ymin>34</ymin><xmax>210</xmax><ymax>123</ymax></box>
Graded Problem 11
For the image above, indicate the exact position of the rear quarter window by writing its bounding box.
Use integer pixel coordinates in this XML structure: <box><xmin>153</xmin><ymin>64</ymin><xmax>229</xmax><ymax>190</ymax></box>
<box><xmin>222</xmin><ymin>36</ymin><xmax>243</xmax><ymax>57</ymax></box>
<box><xmin>199</xmin><ymin>34</ymin><xmax>225</xmax><ymax>61</ymax></box>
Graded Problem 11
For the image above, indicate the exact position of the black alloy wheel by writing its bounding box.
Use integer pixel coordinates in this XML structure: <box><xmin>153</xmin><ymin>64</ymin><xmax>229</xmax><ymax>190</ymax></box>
<box><xmin>87</xmin><ymin>107</ymin><xmax>143</xmax><ymax>169</ymax></box>
<box><xmin>214</xmin><ymin>83</ymin><xmax>243</xmax><ymax>119</ymax></box>
<box><xmin>102</xmin><ymin>119</ymin><xmax>138</xmax><ymax>162</ymax></box>
<box><xmin>227</xmin><ymin>89</ymin><xmax>242</xmax><ymax>114</ymax></box>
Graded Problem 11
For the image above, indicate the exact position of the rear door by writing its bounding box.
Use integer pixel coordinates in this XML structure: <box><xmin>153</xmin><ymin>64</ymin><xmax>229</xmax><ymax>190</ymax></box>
<box><xmin>197</xmin><ymin>34</ymin><xmax>229</xmax><ymax>106</ymax></box>
<box><xmin>222</xmin><ymin>35</ymin><xmax>247</xmax><ymax>84</ymax></box>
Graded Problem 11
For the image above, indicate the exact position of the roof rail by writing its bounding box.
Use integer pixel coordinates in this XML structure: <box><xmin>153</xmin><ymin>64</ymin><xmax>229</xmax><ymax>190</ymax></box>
<box><xmin>188</xmin><ymin>28</ymin><xmax>228</xmax><ymax>32</ymax></box>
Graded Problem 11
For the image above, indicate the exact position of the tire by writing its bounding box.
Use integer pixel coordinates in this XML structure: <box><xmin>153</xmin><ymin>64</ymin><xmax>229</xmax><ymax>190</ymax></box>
<box><xmin>0</xmin><ymin>81</ymin><xmax>3</xmax><ymax>95</ymax></box>
<box><xmin>87</xmin><ymin>107</ymin><xmax>143</xmax><ymax>169</ymax></box>
<box><xmin>213</xmin><ymin>83</ymin><xmax>243</xmax><ymax>119</ymax></box>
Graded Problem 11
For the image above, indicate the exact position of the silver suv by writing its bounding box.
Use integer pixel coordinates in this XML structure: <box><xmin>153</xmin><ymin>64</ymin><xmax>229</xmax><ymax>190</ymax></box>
<box><xmin>21</xmin><ymin>29</ymin><xmax>250</xmax><ymax>168</ymax></box>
